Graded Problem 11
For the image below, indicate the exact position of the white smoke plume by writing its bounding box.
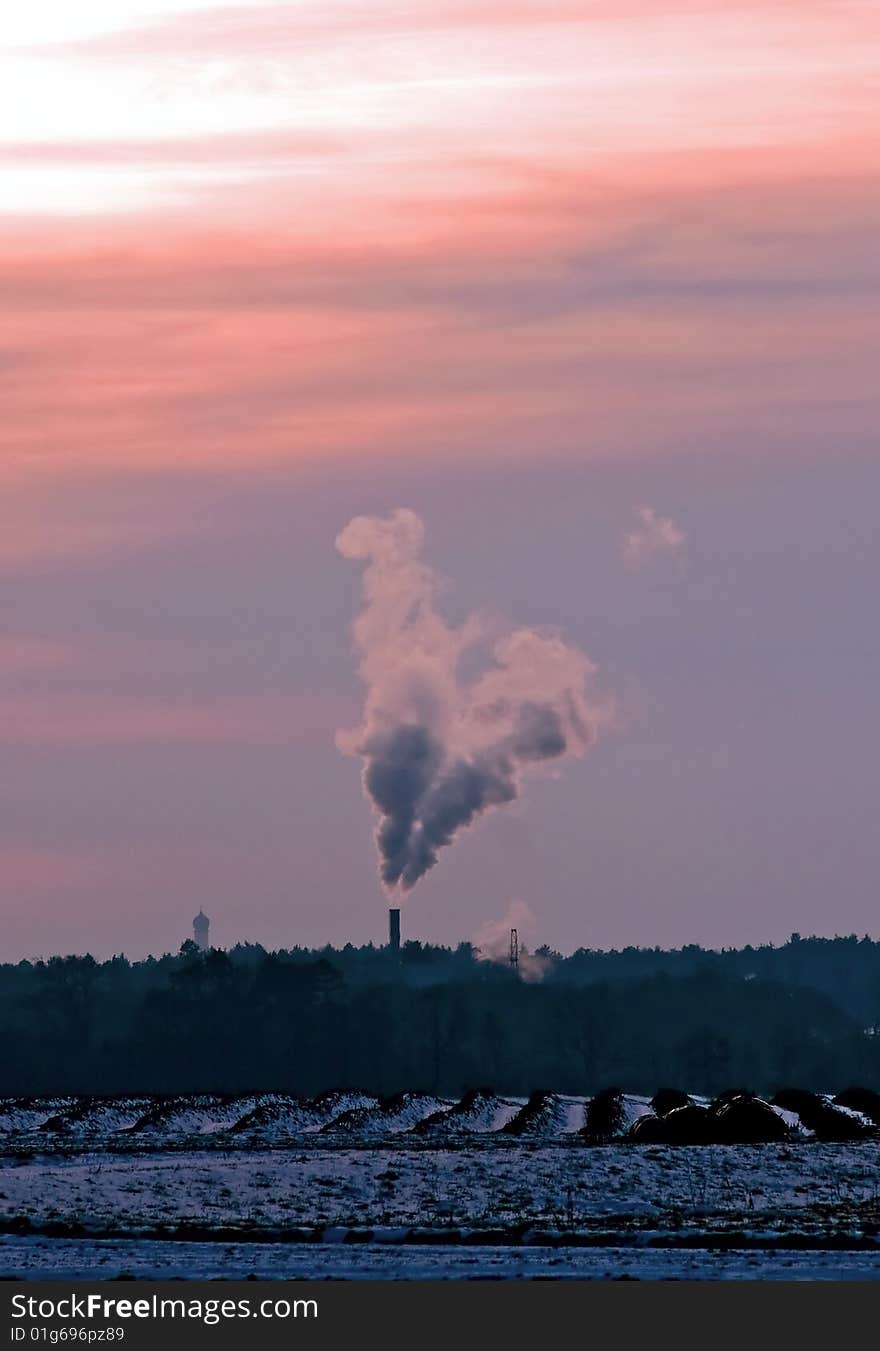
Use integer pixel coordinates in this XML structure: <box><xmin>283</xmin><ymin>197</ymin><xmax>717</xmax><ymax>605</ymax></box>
<box><xmin>336</xmin><ymin>508</ymin><xmax>606</xmax><ymax>894</ymax></box>
<box><xmin>622</xmin><ymin>505</ymin><xmax>685</xmax><ymax>571</ymax></box>
<box><xmin>473</xmin><ymin>899</ymin><xmax>551</xmax><ymax>982</ymax></box>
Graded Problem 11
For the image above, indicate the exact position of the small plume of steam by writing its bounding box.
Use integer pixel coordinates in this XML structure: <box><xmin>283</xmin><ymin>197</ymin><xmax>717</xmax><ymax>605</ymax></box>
<box><xmin>473</xmin><ymin>900</ymin><xmax>551</xmax><ymax>982</ymax></box>
<box><xmin>336</xmin><ymin>508</ymin><xmax>606</xmax><ymax>893</ymax></box>
<box><xmin>622</xmin><ymin>505</ymin><xmax>685</xmax><ymax>571</ymax></box>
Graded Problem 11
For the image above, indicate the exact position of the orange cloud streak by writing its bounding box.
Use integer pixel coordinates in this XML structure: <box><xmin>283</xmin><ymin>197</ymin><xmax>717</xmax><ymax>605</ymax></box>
<box><xmin>2</xmin><ymin>153</ymin><xmax>878</xmax><ymax>493</ymax></box>
<box><xmin>0</xmin><ymin>1</ymin><xmax>876</xmax><ymax>518</ymax></box>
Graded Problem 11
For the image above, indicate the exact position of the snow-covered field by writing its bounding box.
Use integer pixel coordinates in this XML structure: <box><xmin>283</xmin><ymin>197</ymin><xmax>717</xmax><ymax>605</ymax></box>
<box><xmin>4</xmin><ymin>1142</ymin><xmax>879</xmax><ymax>1232</ymax></box>
<box><xmin>2</xmin><ymin>1142</ymin><xmax>879</xmax><ymax>1280</ymax></box>
<box><xmin>3</xmin><ymin>1092</ymin><xmax>878</xmax><ymax>1280</ymax></box>
<box><xmin>6</xmin><ymin>1235</ymin><xmax>880</xmax><ymax>1281</ymax></box>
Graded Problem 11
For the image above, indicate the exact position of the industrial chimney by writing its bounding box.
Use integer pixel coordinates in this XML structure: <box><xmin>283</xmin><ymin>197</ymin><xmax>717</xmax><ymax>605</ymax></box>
<box><xmin>388</xmin><ymin>908</ymin><xmax>401</xmax><ymax>955</ymax></box>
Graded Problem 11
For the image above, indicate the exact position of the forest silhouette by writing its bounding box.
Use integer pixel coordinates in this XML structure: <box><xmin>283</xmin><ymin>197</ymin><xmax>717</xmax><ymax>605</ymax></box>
<box><xmin>2</xmin><ymin>933</ymin><xmax>878</xmax><ymax>1097</ymax></box>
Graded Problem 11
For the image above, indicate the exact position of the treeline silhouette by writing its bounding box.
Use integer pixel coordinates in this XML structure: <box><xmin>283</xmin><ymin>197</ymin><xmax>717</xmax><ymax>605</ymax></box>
<box><xmin>1</xmin><ymin>935</ymin><xmax>878</xmax><ymax>1097</ymax></box>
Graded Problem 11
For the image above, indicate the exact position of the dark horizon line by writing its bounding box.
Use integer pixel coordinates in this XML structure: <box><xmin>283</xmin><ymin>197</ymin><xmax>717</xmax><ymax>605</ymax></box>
<box><xmin>6</xmin><ymin>927</ymin><xmax>878</xmax><ymax>968</ymax></box>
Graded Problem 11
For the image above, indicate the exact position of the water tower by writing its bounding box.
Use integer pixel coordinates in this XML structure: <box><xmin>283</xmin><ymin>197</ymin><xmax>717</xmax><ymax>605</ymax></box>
<box><xmin>193</xmin><ymin>910</ymin><xmax>210</xmax><ymax>952</ymax></box>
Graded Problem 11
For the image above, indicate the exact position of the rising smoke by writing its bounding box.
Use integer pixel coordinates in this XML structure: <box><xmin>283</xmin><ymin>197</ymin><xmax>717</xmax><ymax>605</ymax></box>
<box><xmin>473</xmin><ymin>899</ymin><xmax>551</xmax><ymax>982</ymax></box>
<box><xmin>336</xmin><ymin>508</ymin><xmax>606</xmax><ymax>893</ymax></box>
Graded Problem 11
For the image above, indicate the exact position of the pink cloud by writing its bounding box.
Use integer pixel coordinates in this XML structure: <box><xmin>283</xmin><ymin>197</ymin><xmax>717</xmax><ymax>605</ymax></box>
<box><xmin>623</xmin><ymin>506</ymin><xmax>686</xmax><ymax>571</ymax></box>
<box><xmin>1</xmin><ymin>160</ymin><xmax>878</xmax><ymax>503</ymax></box>
<box><xmin>0</xmin><ymin>129</ymin><xmax>343</xmax><ymax>166</ymax></box>
<box><xmin>0</xmin><ymin>0</ymin><xmax>876</xmax><ymax>520</ymax></box>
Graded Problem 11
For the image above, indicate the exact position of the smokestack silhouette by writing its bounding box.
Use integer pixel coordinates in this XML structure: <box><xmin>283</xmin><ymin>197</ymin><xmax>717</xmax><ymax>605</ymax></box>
<box><xmin>336</xmin><ymin>509</ymin><xmax>607</xmax><ymax>894</ymax></box>
<box><xmin>389</xmin><ymin>908</ymin><xmax>401</xmax><ymax>954</ymax></box>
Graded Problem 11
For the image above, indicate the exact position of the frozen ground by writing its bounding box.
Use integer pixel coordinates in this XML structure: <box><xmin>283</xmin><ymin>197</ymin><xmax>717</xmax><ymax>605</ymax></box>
<box><xmin>4</xmin><ymin>1235</ymin><xmax>880</xmax><ymax>1281</ymax></box>
<box><xmin>2</xmin><ymin>1142</ymin><xmax>879</xmax><ymax>1280</ymax></box>
<box><xmin>4</xmin><ymin>1142</ymin><xmax>880</xmax><ymax>1231</ymax></box>
<box><xmin>3</xmin><ymin>1092</ymin><xmax>877</xmax><ymax>1280</ymax></box>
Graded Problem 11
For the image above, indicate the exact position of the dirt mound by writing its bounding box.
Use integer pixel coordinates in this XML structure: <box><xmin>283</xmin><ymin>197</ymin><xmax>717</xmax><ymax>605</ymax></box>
<box><xmin>502</xmin><ymin>1091</ymin><xmax>568</xmax><ymax>1137</ymax></box>
<box><xmin>225</xmin><ymin>1096</ymin><xmax>318</xmax><ymax>1138</ymax></box>
<box><xmin>0</xmin><ymin>1098</ymin><xmax>77</xmax><ymax>1137</ymax></box>
<box><xmin>416</xmin><ymin>1089</ymin><xmax>522</xmax><ymax>1135</ymax></box>
<box><xmin>628</xmin><ymin>1094</ymin><xmax>788</xmax><ymax>1144</ymax></box>
<box><xmin>661</xmin><ymin>1103</ymin><xmax>713</xmax><ymax>1143</ymax></box>
<box><xmin>712</xmin><ymin>1095</ymin><xmax>788</xmax><ymax>1144</ymax></box>
<box><xmin>323</xmin><ymin>1091</ymin><xmax>449</xmax><ymax>1137</ymax></box>
<box><xmin>772</xmin><ymin>1089</ymin><xmax>873</xmax><ymax>1141</ymax></box>
<box><xmin>40</xmin><ymin>1097</ymin><xmax>153</xmax><ymax>1137</ymax></box>
<box><xmin>123</xmin><ymin>1094</ymin><xmax>271</xmax><ymax>1140</ymax></box>
<box><xmin>834</xmin><ymin>1087</ymin><xmax>880</xmax><ymax>1127</ymax></box>
<box><xmin>228</xmin><ymin>1091</ymin><xmax>376</xmax><ymax>1139</ymax></box>
<box><xmin>582</xmin><ymin>1089</ymin><xmax>626</xmax><ymax>1143</ymax></box>
<box><xmin>627</xmin><ymin>1103</ymin><xmax>712</xmax><ymax>1144</ymax></box>
<box><xmin>627</xmin><ymin>1113</ymin><xmax>667</xmax><ymax>1143</ymax></box>
<box><xmin>651</xmin><ymin>1089</ymin><xmax>691</xmax><ymax>1117</ymax></box>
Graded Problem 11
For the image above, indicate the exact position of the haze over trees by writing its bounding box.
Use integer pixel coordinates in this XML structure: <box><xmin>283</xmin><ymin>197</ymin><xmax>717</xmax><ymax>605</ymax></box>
<box><xmin>1</xmin><ymin>934</ymin><xmax>878</xmax><ymax>1098</ymax></box>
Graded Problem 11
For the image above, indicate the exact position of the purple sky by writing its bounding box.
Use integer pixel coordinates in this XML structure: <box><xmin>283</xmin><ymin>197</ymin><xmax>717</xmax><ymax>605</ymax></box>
<box><xmin>2</xmin><ymin>447</ymin><xmax>878</xmax><ymax>959</ymax></box>
<box><xmin>2</xmin><ymin>1</ymin><xmax>879</xmax><ymax>958</ymax></box>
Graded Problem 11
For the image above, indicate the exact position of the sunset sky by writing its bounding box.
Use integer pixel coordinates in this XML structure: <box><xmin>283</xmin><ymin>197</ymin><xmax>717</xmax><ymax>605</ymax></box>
<box><xmin>2</xmin><ymin>1</ymin><xmax>878</xmax><ymax>958</ymax></box>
